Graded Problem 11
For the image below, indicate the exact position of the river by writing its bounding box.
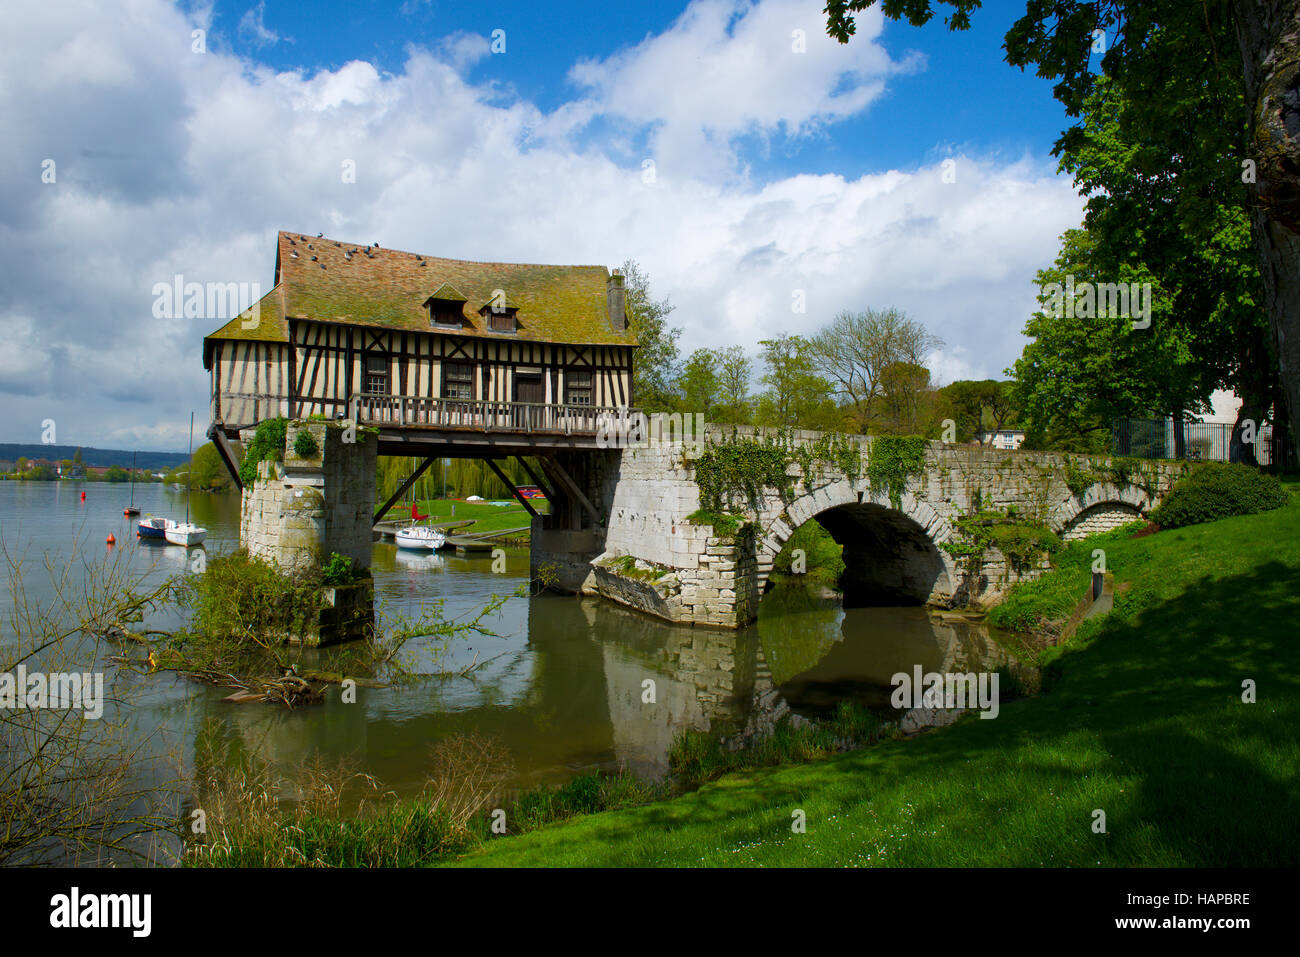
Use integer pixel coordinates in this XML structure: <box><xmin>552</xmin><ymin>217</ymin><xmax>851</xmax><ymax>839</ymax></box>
<box><xmin>0</xmin><ymin>480</ymin><xmax>1027</xmax><ymax>827</ymax></box>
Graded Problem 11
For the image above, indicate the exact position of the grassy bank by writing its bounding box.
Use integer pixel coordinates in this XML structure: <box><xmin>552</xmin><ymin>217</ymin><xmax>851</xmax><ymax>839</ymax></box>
<box><xmin>448</xmin><ymin>488</ymin><xmax>1300</xmax><ymax>866</ymax></box>
<box><xmin>403</xmin><ymin>498</ymin><xmax>540</xmax><ymax>537</ymax></box>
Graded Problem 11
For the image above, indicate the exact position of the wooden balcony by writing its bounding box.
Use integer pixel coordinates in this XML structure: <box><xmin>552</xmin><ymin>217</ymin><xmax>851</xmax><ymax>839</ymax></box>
<box><xmin>353</xmin><ymin>393</ymin><xmax>624</xmax><ymax>434</ymax></box>
<box><xmin>211</xmin><ymin>391</ymin><xmax>635</xmax><ymax>457</ymax></box>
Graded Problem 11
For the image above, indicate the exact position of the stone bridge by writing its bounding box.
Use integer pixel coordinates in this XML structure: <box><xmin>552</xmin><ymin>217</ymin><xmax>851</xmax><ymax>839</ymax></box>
<box><xmin>534</xmin><ymin>426</ymin><xmax>1184</xmax><ymax>628</ymax></box>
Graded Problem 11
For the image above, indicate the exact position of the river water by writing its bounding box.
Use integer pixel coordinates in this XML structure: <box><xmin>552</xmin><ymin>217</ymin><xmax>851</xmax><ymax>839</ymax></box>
<box><xmin>0</xmin><ymin>480</ymin><xmax>1026</xmax><ymax>805</ymax></box>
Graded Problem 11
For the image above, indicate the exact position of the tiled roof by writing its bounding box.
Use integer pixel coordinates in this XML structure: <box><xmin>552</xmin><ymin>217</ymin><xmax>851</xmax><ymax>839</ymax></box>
<box><xmin>203</xmin><ymin>231</ymin><xmax>634</xmax><ymax>361</ymax></box>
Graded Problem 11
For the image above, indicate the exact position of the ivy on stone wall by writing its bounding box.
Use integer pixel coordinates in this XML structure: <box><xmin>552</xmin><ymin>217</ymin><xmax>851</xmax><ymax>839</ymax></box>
<box><xmin>1062</xmin><ymin>454</ymin><xmax>1164</xmax><ymax>501</ymax></box>
<box><xmin>693</xmin><ymin>431</ymin><xmax>794</xmax><ymax>513</ymax></box>
<box><xmin>238</xmin><ymin>418</ymin><xmax>288</xmax><ymax>487</ymax></box>
<box><xmin>940</xmin><ymin>508</ymin><xmax>1062</xmax><ymax>579</ymax></box>
<box><xmin>867</xmin><ymin>435</ymin><xmax>927</xmax><ymax>509</ymax></box>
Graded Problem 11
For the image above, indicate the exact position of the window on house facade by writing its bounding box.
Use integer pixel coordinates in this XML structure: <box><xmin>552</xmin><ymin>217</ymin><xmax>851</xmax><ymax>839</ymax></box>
<box><xmin>565</xmin><ymin>368</ymin><xmax>593</xmax><ymax>406</ymax></box>
<box><xmin>432</xmin><ymin>305</ymin><xmax>462</xmax><ymax>327</ymax></box>
<box><xmin>364</xmin><ymin>354</ymin><xmax>388</xmax><ymax>395</ymax></box>
<box><xmin>442</xmin><ymin>361</ymin><xmax>475</xmax><ymax>400</ymax></box>
<box><xmin>487</xmin><ymin>309</ymin><xmax>516</xmax><ymax>333</ymax></box>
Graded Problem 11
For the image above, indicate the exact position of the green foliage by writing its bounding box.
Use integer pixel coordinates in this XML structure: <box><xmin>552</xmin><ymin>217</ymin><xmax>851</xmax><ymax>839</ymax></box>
<box><xmin>1147</xmin><ymin>462</ymin><xmax>1289</xmax><ymax>530</ymax></box>
<box><xmin>175</xmin><ymin>549</ymin><xmax>323</xmax><ymax>656</ymax></box>
<box><xmin>622</xmin><ymin>259</ymin><xmax>680</xmax><ymax>410</ymax></box>
<box><xmin>772</xmin><ymin>519</ymin><xmax>844</xmax><ymax>583</ymax></box>
<box><xmin>867</xmin><ymin>434</ymin><xmax>926</xmax><ymax>508</ymax></box>
<box><xmin>1061</xmin><ymin>456</ymin><xmax>1097</xmax><ymax>497</ymax></box>
<box><xmin>693</xmin><ymin>432</ymin><xmax>794</xmax><ymax>513</ymax></box>
<box><xmin>293</xmin><ymin>430</ymin><xmax>320</xmax><ymax>459</ymax></box>
<box><xmin>239</xmin><ymin>418</ymin><xmax>287</xmax><ymax>486</ymax></box>
<box><xmin>668</xmin><ymin>702</ymin><xmax>892</xmax><ymax>793</ymax></box>
<box><xmin>684</xmin><ymin>509</ymin><xmax>743</xmax><ymax>538</ymax></box>
<box><xmin>942</xmin><ymin>509</ymin><xmax>1062</xmax><ymax>578</ymax></box>
<box><xmin>321</xmin><ymin>552</ymin><xmax>354</xmax><ymax>587</ymax></box>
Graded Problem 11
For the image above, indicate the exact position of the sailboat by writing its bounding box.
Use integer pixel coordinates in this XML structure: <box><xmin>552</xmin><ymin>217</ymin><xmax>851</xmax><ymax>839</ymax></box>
<box><xmin>124</xmin><ymin>451</ymin><xmax>140</xmax><ymax>516</ymax></box>
<box><xmin>165</xmin><ymin>412</ymin><xmax>207</xmax><ymax>547</ymax></box>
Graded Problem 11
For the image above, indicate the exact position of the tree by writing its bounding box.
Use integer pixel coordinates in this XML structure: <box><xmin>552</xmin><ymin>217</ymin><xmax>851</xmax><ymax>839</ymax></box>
<box><xmin>621</xmin><ymin>259</ymin><xmax>680</xmax><ymax>411</ymax></box>
<box><xmin>714</xmin><ymin>345</ymin><xmax>753</xmax><ymax>424</ymax></box>
<box><xmin>677</xmin><ymin>348</ymin><xmax>721</xmax><ymax>417</ymax></box>
<box><xmin>824</xmin><ymin>0</ymin><xmax>1300</xmax><ymax>462</ymax></box>
<box><xmin>878</xmin><ymin>361</ymin><xmax>933</xmax><ymax>435</ymax></box>
<box><xmin>806</xmin><ymin>307</ymin><xmax>943</xmax><ymax>434</ymax></box>
<box><xmin>755</xmin><ymin>334</ymin><xmax>841</xmax><ymax>430</ymax></box>
<box><xmin>938</xmin><ymin>379</ymin><xmax>1019</xmax><ymax>443</ymax></box>
<box><xmin>189</xmin><ymin>442</ymin><xmax>231</xmax><ymax>491</ymax></box>
<box><xmin>1009</xmin><ymin>229</ymin><xmax>1196</xmax><ymax>452</ymax></box>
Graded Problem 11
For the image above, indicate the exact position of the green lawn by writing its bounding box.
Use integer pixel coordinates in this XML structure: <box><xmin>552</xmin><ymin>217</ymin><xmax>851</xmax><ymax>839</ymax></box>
<box><xmin>449</xmin><ymin>490</ymin><xmax>1300</xmax><ymax>867</ymax></box>
<box><xmin>403</xmin><ymin>498</ymin><xmax>542</xmax><ymax>536</ymax></box>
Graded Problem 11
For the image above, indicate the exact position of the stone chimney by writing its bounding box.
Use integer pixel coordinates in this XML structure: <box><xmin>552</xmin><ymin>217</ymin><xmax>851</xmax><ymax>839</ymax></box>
<box><xmin>607</xmin><ymin>269</ymin><xmax>626</xmax><ymax>332</ymax></box>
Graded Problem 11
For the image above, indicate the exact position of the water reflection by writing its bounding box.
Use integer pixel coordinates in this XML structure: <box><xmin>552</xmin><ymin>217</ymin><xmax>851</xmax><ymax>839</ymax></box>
<box><xmin>1</xmin><ymin>481</ymin><xmax>1033</xmax><ymax>816</ymax></box>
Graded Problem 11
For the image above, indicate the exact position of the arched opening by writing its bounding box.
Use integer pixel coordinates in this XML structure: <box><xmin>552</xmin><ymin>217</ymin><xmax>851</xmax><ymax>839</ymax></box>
<box><xmin>766</xmin><ymin>503</ymin><xmax>953</xmax><ymax>608</ymax></box>
<box><xmin>1061</xmin><ymin>502</ymin><xmax>1142</xmax><ymax>541</ymax></box>
<box><xmin>817</xmin><ymin>503</ymin><xmax>952</xmax><ymax>606</ymax></box>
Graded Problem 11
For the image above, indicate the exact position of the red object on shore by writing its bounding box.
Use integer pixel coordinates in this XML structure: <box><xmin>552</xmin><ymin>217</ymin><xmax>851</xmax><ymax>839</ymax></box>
<box><xmin>411</xmin><ymin>503</ymin><xmax>429</xmax><ymax>521</ymax></box>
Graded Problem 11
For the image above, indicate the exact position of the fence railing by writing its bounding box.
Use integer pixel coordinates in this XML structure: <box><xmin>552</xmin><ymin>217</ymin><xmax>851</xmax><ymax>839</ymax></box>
<box><xmin>1112</xmin><ymin>417</ymin><xmax>1292</xmax><ymax>467</ymax></box>
<box><xmin>352</xmin><ymin>394</ymin><xmax>625</xmax><ymax>435</ymax></box>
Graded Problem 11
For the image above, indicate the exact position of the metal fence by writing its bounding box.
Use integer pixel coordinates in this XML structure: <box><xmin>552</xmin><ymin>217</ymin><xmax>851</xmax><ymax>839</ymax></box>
<box><xmin>1112</xmin><ymin>417</ymin><xmax>1294</xmax><ymax>468</ymax></box>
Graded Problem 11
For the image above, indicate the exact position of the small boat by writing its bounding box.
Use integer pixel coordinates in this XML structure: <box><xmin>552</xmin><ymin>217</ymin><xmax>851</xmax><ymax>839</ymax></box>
<box><xmin>164</xmin><ymin>522</ymin><xmax>206</xmax><ymax>546</ymax></box>
<box><xmin>395</xmin><ymin>525</ymin><xmax>446</xmax><ymax>550</ymax></box>
<box><xmin>124</xmin><ymin>452</ymin><xmax>140</xmax><ymax>515</ymax></box>
<box><xmin>167</xmin><ymin>411</ymin><xmax>208</xmax><ymax>548</ymax></box>
<box><xmin>137</xmin><ymin>516</ymin><xmax>171</xmax><ymax>539</ymax></box>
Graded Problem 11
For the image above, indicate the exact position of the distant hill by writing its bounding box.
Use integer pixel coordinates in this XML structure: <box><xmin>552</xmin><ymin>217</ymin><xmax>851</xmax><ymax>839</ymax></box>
<box><xmin>0</xmin><ymin>443</ymin><xmax>190</xmax><ymax>471</ymax></box>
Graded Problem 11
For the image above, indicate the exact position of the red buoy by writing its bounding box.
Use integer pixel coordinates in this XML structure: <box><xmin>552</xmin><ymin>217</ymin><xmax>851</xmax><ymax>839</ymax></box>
<box><xmin>106</xmin><ymin>533</ymin><xmax>116</xmax><ymax>546</ymax></box>
<box><xmin>80</xmin><ymin>491</ymin><xmax>86</xmax><ymax>502</ymax></box>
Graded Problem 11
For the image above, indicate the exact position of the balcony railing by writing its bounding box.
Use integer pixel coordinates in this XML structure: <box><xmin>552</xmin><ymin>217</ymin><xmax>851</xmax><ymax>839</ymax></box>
<box><xmin>352</xmin><ymin>393</ymin><xmax>625</xmax><ymax>434</ymax></box>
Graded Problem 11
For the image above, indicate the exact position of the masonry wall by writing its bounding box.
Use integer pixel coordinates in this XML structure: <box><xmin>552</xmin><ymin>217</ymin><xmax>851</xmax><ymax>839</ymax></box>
<box><xmin>239</xmin><ymin>421</ymin><xmax>377</xmax><ymax>576</ymax></box>
<box><xmin>572</xmin><ymin>427</ymin><xmax>1183</xmax><ymax>628</ymax></box>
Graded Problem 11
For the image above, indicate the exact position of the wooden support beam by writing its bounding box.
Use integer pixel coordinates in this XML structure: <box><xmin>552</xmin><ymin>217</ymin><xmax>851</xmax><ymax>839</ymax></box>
<box><xmin>373</xmin><ymin>455</ymin><xmax>438</xmax><ymax>523</ymax></box>
<box><xmin>484</xmin><ymin>458</ymin><xmax>539</xmax><ymax>519</ymax></box>
<box><xmin>207</xmin><ymin>423</ymin><xmax>244</xmax><ymax>491</ymax></box>
<box><xmin>541</xmin><ymin>454</ymin><xmax>600</xmax><ymax>525</ymax></box>
<box><xmin>515</xmin><ymin>455</ymin><xmax>556</xmax><ymax>503</ymax></box>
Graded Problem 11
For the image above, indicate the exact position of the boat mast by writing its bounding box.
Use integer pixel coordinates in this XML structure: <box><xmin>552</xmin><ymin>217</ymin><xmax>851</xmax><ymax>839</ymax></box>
<box><xmin>129</xmin><ymin>450</ymin><xmax>136</xmax><ymax>506</ymax></box>
<box><xmin>184</xmin><ymin>411</ymin><xmax>193</xmax><ymax>525</ymax></box>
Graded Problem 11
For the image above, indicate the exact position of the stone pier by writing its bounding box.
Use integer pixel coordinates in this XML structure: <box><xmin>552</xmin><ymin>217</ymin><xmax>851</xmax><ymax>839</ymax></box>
<box><xmin>237</xmin><ymin>419</ymin><xmax>378</xmax><ymax>644</ymax></box>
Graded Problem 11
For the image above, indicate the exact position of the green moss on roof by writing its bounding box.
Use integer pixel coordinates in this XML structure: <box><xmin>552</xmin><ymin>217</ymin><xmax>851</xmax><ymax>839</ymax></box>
<box><xmin>427</xmin><ymin>283</ymin><xmax>467</xmax><ymax>303</ymax></box>
<box><xmin>205</xmin><ymin>231</ymin><xmax>637</xmax><ymax>348</ymax></box>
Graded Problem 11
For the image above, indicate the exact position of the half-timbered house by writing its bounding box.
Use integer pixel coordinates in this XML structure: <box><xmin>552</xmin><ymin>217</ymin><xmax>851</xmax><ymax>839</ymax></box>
<box><xmin>203</xmin><ymin>231</ymin><xmax>636</xmax><ymax>440</ymax></box>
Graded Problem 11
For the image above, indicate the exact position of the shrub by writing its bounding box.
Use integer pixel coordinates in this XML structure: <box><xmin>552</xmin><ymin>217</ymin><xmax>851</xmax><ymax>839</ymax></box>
<box><xmin>238</xmin><ymin>418</ymin><xmax>288</xmax><ymax>486</ymax></box>
<box><xmin>1147</xmin><ymin>462</ymin><xmax>1288</xmax><ymax>529</ymax></box>
<box><xmin>321</xmin><ymin>552</ymin><xmax>354</xmax><ymax>586</ymax></box>
<box><xmin>293</xmin><ymin>429</ymin><xmax>320</xmax><ymax>459</ymax></box>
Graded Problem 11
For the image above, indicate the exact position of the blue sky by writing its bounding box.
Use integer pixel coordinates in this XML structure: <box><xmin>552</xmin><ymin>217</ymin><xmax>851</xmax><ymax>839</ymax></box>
<box><xmin>2</xmin><ymin>0</ymin><xmax>1087</xmax><ymax>449</ymax></box>
<box><xmin>211</xmin><ymin>0</ymin><xmax>1071</xmax><ymax>178</ymax></box>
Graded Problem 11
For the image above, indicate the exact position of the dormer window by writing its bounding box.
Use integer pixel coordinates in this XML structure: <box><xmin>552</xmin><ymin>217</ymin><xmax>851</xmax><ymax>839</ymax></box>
<box><xmin>423</xmin><ymin>283</ymin><xmax>468</xmax><ymax>329</ymax></box>
<box><xmin>478</xmin><ymin>290</ymin><xmax>519</xmax><ymax>334</ymax></box>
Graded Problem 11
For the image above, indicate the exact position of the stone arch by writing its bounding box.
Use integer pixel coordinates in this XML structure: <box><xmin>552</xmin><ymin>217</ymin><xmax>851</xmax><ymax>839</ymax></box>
<box><xmin>1048</xmin><ymin>482</ymin><xmax>1151</xmax><ymax>541</ymax></box>
<box><xmin>757</xmin><ymin>483</ymin><xmax>961</xmax><ymax>607</ymax></box>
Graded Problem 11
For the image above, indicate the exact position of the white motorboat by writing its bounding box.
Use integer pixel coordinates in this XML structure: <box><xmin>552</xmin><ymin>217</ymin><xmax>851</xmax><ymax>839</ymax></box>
<box><xmin>164</xmin><ymin>522</ymin><xmax>207</xmax><ymax>547</ymax></box>
<box><xmin>394</xmin><ymin>525</ymin><xmax>446</xmax><ymax>550</ymax></box>
<box><xmin>166</xmin><ymin>412</ymin><xmax>208</xmax><ymax>548</ymax></box>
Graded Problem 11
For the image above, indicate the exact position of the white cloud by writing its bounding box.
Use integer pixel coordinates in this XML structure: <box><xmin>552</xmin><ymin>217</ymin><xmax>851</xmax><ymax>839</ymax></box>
<box><xmin>0</xmin><ymin>0</ymin><xmax>1081</xmax><ymax>450</ymax></box>
<box><xmin>238</xmin><ymin>2</ymin><xmax>281</xmax><ymax>49</ymax></box>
